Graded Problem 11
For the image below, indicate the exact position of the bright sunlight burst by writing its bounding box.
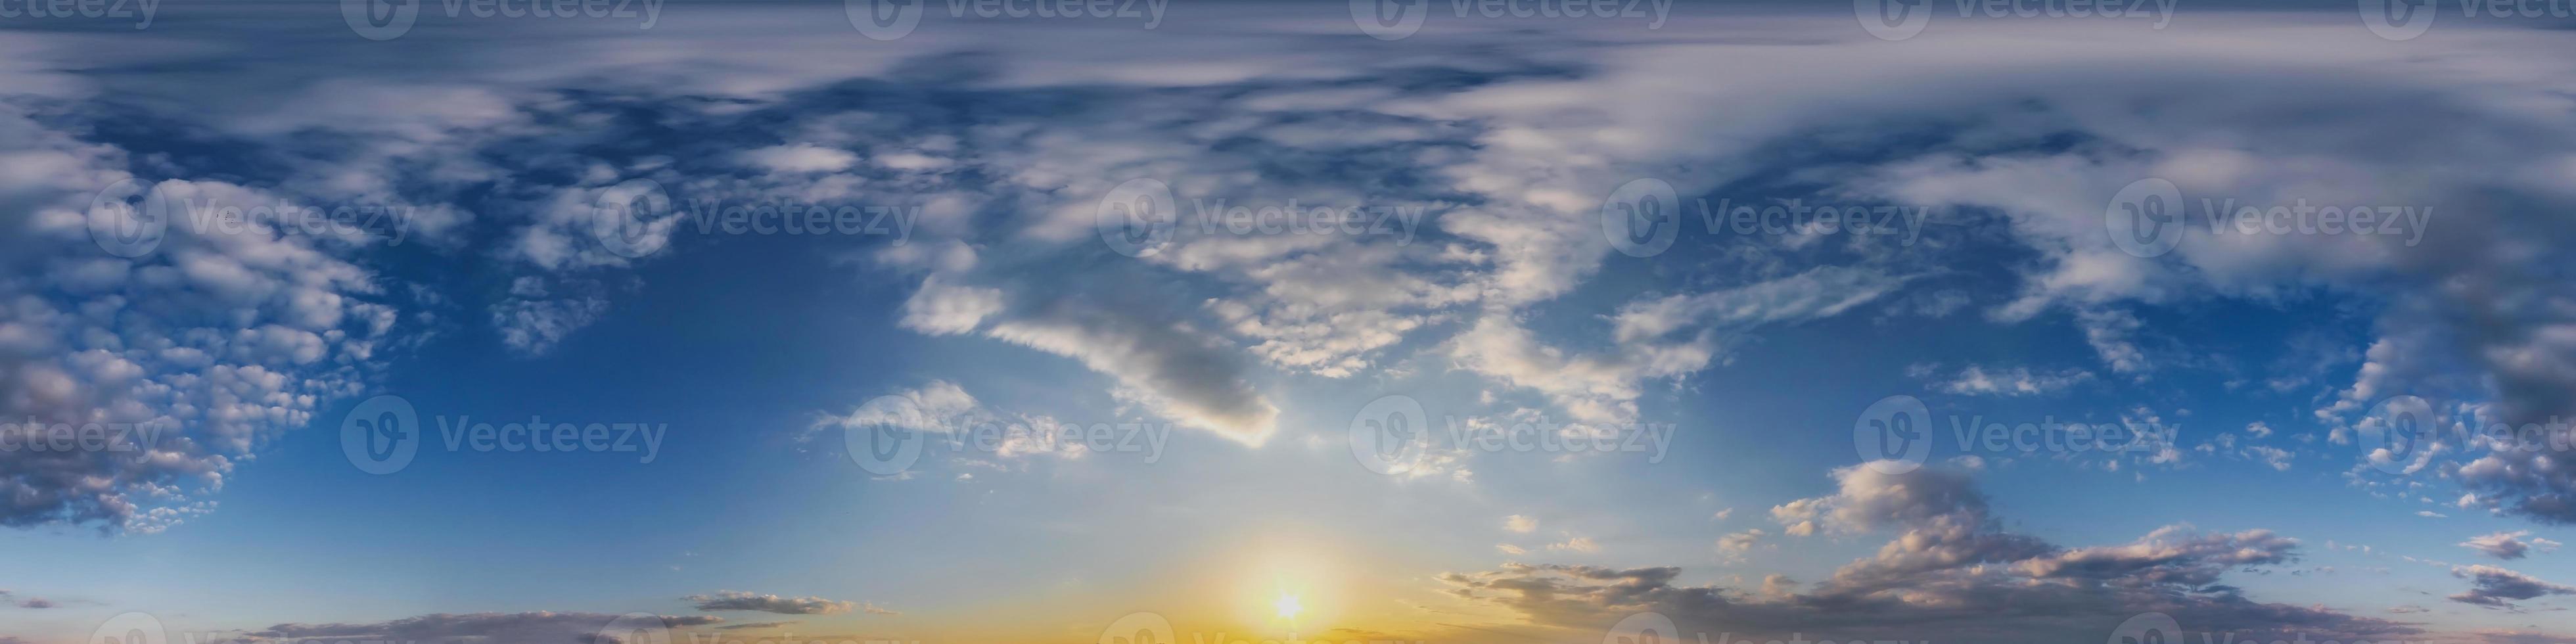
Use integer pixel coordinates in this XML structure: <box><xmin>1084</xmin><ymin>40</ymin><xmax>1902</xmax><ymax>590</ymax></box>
<box><xmin>1273</xmin><ymin>593</ymin><xmax>1303</xmax><ymax>620</ymax></box>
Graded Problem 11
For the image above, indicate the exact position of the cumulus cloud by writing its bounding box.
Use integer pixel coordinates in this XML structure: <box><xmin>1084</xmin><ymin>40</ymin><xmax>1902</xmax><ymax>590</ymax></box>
<box><xmin>2460</xmin><ymin>531</ymin><xmax>2562</xmax><ymax>561</ymax></box>
<box><xmin>2448</xmin><ymin>565</ymin><xmax>2576</xmax><ymax>608</ymax></box>
<box><xmin>683</xmin><ymin>591</ymin><xmax>856</xmax><ymax>615</ymax></box>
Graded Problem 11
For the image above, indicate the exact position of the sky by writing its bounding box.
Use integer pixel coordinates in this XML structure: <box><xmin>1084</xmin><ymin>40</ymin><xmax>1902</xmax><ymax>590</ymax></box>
<box><xmin>5</xmin><ymin>1</ymin><xmax>2576</xmax><ymax>643</ymax></box>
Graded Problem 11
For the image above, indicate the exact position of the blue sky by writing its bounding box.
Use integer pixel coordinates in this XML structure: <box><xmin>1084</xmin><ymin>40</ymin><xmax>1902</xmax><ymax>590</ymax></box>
<box><xmin>5</xmin><ymin>1</ymin><xmax>2576</xmax><ymax>643</ymax></box>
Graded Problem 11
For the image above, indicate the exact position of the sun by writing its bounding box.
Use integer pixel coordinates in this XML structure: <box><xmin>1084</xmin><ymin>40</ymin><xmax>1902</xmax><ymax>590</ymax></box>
<box><xmin>1273</xmin><ymin>593</ymin><xmax>1303</xmax><ymax>620</ymax></box>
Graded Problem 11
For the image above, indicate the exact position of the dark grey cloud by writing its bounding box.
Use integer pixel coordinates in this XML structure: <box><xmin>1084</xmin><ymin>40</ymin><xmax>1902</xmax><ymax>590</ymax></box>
<box><xmin>684</xmin><ymin>591</ymin><xmax>854</xmax><ymax>615</ymax></box>
<box><xmin>2449</xmin><ymin>565</ymin><xmax>2576</xmax><ymax>608</ymax></box>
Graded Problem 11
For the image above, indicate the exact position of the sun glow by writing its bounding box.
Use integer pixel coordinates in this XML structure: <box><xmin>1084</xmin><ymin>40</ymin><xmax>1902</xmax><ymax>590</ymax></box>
<box><xmin>1274</xmin><ymin>593</ymin><xmax>1303</xmax><ymax>620</ymax></box>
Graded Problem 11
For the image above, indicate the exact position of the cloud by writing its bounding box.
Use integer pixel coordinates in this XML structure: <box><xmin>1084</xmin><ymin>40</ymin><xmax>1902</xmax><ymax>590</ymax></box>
<box><xmin>1928</xmin><ymin>365</ymin><xmax>2094</xmax><ymax>397</ymax></box>
<box><xmin>684</xmin><ymin>591</ymin><xmax>857</xmax><ymax>615</ymax></box>
<box><xmin>1504</xmin><ymin>515</ymin><xmax>1537</xmax><ymax>534</ymax></box>
<box><xmin>2460</xmin><ymin>531</ymin><xmax>2562</xmax><ymax>561</ymax></box>
<box><xmin>253</xmin><ymin>612</ymin><xmax>722</xmax><ymax>644</ymax></box>
<box><xmin>2448</xmin><ymin>565</ymin><xmax>2576</xmax><ymax>608</ymax></box>
<box><xmin>1446</xmin><ymin>463</ymin><xmax>2414</xmax><ymax>644</ymax></box>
